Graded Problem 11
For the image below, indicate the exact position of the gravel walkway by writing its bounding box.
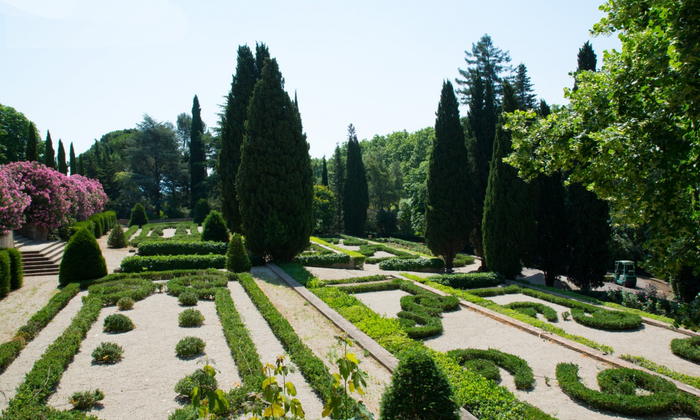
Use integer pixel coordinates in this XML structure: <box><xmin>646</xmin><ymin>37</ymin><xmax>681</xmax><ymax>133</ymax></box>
<box><xmin>162</xmin><ymin>228</ymin><xmax>176</xmax><ymax>238</ymax></box>
<box><xmin>0</xmin><ymin>290</ymin><xmax>87</xmax><ymax>411</ymax></box>
<box><xmin>228</xmin><ymin>280</ymin><xmax>325</xmax><ymax>419</ymax></box>
<box><xmin>355</xmin><ymin>289</ymin><xmax>411</xmax><ymax>319</ymax></box>
<box><xmin>0</xmin><ymin>274</ymin><xmax>59</xmax><ymax>344</ymax></box>
<box><xmin>47</xmin><ymin>293</ymin><xmax>240</xmax><ymax>420</ymax></box>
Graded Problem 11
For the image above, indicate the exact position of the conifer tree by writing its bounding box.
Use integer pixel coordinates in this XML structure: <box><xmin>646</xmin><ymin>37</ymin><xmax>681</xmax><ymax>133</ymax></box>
<box><xmin>220</xmin><ymin>45</ymin><xmax>259</xmax><ymax>233</ymax></box>
<box><xmin>456</xmin><ymin>34</ymin><xmax>512</xmax><ymax>102</ymax></box>
<box><xmin>69</xmin><ymin>142</ymin><xmax>77</xmax><ymax>175</ymax></box>
<box><xmin>513</xmin><ymin>63</ymin><xmax>537</xmax><ymax>109</ymax></box>
<box><xmin>26</xmin><ymin>122</ymin><xmax>37</xmax><ymax>162</ymax></box>
<box><xmin>78</xmin><ymin>155</ymin><xmax>85</xmax><ymax>175</ymax></box>
<box><xmin>343</xmin><ymin>125</ymin><xmax>369</xmax><ymax>236</ymax></box>
<box><xmin>236</xmin><ymin>58</ymin><xmax>314</xmax><ymax>261</ymax></box>
<box><xmin>321</xmin><ymin>156</ymin><xmax>328</xmax><ymax>186</ymax></box>
<box><xmin>190</xmin><ymin>95</ymin><xmax>207</xmax><ymax>207</ymax></box>
<box><xmin>425</xmin><ymin>81</ymin><xmax>473</xmax><ymax>270</ymax></box>
<box><xmin>482</xmin><ymin>82</ymin><xmax>538</xmax><ymax>279</ymax></box>
<box><xmin>57</xmin><ymin>139</ymin><xmax>68</xmax><ymax>174</ymax></box>
<box><xmin>44</xmin><ymin>131</ymin><xmax>55</xmax><ymax>169</ymax></box>
<box><xmin>574</xmin><ymin>41</ymin><xmax>597</xmax><ymax>90</ymax></box>
<box><xmin>331</xmin><ymin>144</ymin><xmax>345</xmax><ymax>233</ymax></box>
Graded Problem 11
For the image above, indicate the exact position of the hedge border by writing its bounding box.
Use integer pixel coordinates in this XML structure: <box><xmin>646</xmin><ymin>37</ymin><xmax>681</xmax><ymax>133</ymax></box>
<box><xmin>120</xmin><ymin>254</ymin><xmax>226</xmax><ymax>272</ymax></box>
<box><xmin>137</xmin><ymin>241</ymin><xmax>228</xmax><ymax>256</ymax></box>
<box><xmin>87</xmin><ymin>277</ymin><xmax>155</xmax><ymax>306</ymax></box>
<box><xmin>166</xmin><ymin>273</ymin><xmax>232</xmax><ymax>300</ymax></box>
<box><xmin>310</xmin><ymin>237</ymin><xmax>365</xmax><ymax>268</ymax></box>
<box><xmin>504</xmin><ymin>302</ymin><xmax>558</xmax><ymax>322</ymax></box>
<box><xmin>448</xmin><ymin>348</ymin><xmax>535</xmax><ymax>390</ymax></box>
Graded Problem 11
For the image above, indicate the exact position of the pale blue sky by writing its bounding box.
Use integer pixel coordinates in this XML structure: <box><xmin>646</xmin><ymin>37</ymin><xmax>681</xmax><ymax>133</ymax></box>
<box><xmin>0</xmin><ymin>0</ymin><xmax>620</xmax><ymax>158</ymax></box>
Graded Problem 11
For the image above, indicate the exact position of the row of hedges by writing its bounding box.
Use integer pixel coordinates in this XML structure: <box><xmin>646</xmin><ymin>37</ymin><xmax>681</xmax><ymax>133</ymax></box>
<box><xmin>129</xmin><ymin>222</ymin><xmax>202</xmax><ymax>247</ymax></box>
<box><xmin>374</xmin><ymin>237</ymin><xmax>433</xmax><ymax>255</ymax></box>
<box><xmin>379</xmin><ymin>257</ymin><xmax>444</xmax><ymax>271</ymax></box>
<box><xmin>71</xmin><ymin>210</ymin><xmax>117</xmax><ymax>238</ymax></box>
<box><xmin>310</xmin><ymin>237</ymin><xmax>365</xmax><ymax>269</ymax></box>
<box><xmin>0</xmin><ymin>248</ymin><xmax>23</xmax><ymax>297</ymax></box>
<box><xmin>120</xmin><ymin>254</ymin><xmax>225</xmax><ymax>272</ymax></box>
<box><xmin>138</xmin><ymin>240</ymin><xmax>228</xmax><ymax>256</ymax></box>
<box><xmin>428</xmin><ymin>272</ymin><xmax>503</xmax><ymax>289</ymax></box>
<box><xmin>87</xmin><ymin>277</ymin><xmax>156</xmax><ymax>306</ymax></box>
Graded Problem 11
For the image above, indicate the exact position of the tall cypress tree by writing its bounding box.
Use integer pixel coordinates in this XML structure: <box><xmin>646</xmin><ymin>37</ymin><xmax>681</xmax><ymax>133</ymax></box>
<box><xmin>44</xmin><ymin>131</ymin><xmax>55</xmax><ymax>169</ymax></box>
<box><xmin>190</xmin><ymin>95</ymin><xmax>207</xmax><ymax>206</ymax></box>
<box><xmin>321</xmin><ymin>156</ymin><xmax>328</xmax><ymax>186</ymax></box>
<box><xmin>69</xmin><ymin>142</ymin><xmax>77</xmax><ymax>175</ymax></box>
<box><xmin>236</xmin><ymin>58</ymin><xmax>314</xmax><ymax>261</ymax></box>
<box><xmin>26</xmin><ymin>122</ymin><xmax>37</xmax><ymax>162</ymax></box>
<box><xmin>255</xmin><ymin>42</ymin><xmax>270</xmax><ymax>78</ymax></box>
<box><xmin>331</xmin><ymin>144</ymin><xmax>345</xmax><ymax>233</ymax></box>
<box><xmin>57</xmin><ymin>139</ymin><xmax>68</xmax><ymax>174</ymax></box>
<box><xmin>574</xmin><ymin>41</ymin><xmax>597</xmax><ymax>90</ymax></box>
<box><xmin>425</xmin><ymin>81</ymin><xmax>473</xmax><ymax>270</ymax></box>
<box><xmin>482</xmin><ymin>82</ymin><xmax>538</xmax><ymax>279</ymax></box>
<box><xmin>78</xmin><ymin>155</ymin><xmax>85</xmax><ymax>175</ymax></box>
<box><xmin>220</xmin><ymin>45</ymin><xmax>259</xmax><ymax>233</ymax></box>
<box><xmin>343</xmin><ymin>125</ymin><xmax>369</xmax><ymax>236</ymax></box>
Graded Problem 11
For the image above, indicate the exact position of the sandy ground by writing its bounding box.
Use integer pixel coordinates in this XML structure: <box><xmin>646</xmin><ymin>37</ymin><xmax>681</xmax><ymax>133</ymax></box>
<box><xmin>250</xmin><ymin>267</ymin><xmax>392</xmax><ymax>416</ymax></box>
<box><xmin>97</xmin><ymin>228</ymin><xmax>134</xmax><ymax>274</ymax></box>
<box><xmin>0</xmin><ymin>274</ymin><xmax>60</xmax><ymax>344</ymax></box>
<box><xmin>47</xmin><ymin>293</ymin><xmax>241</xmax><ymax>420</ymax></box>
<box><xmin>355</xmin><ymin>289</ymin><xmax>411</xmax><ymax>319</ymax></box>
<box><xmin>488</xmin><ymin>293</ymin><xmax>700</xmax><ymax>377</ymax></box>
<box><xmin>162</xmin><ymin>228</ymin><xmax>176</xmax><ymax>238</ymax></box>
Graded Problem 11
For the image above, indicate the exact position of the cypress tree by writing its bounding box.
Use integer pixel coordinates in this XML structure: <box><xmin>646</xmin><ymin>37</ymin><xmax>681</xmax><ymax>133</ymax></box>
<box><xmin>57</xmin><ymin>139</ymin><xmax>68</xmax><ymax>174</ymax></box>
<box><xmin>425</xmin><ymin>81</ymin><xmax>473</xmax><ymax>270</ymax></box>
<box><xmin>343</xmin><ymin>125</ymin><xmax>369</xmax><ymax>236</ymax></box>
<box><xmin>482</xmin><ymin>82</ymin><xmax>538</xmax><ymax>279</ymax></box>
<box><xmin>220</xmin><ymin>45</ymin><xmax>259</xmax><ymax>233</ymax></box>
<box><xmin>190</xmin><ymin>95</ymin><xmax>207</xmax><ymax>207</ymax></box>
<box><xmin>78</xmin><ymin>155</ymin><xmax>85</xmax><ymax>175</ymax></box>
<box><xmin>574</xmin><ymin>41</ymin><xmax>597</xmax><ymax>90</ymax></box>
<box><xmin>26</xmin><ymin>122</ymin><xmax>37</xmax><ymax>162</ymax></box>
<box><xmin>69</xmin><ymin>142</ymin><xmax>77</xmax><ymax>175</ymax></box>
<box><xmin>255</xmin><ymin>42</ymin><xmax>270</xmax><ymax>78</ymax></box>
<box><xmin>331</xmin><ymin>144</ymin><xmax>345</xmax><ymax>233</ymax></box>
<box><xmin>44</xmin><ymin>131</ymin><xmax>55</xmax><ymax>169</ymax></box>
<box><xmin>513</xmin><ymin>63</ymin><xmax>537</xmax><ymax>110</ymax></box>
<box><xmin>321</xmin><ymin>156</ymin><xmax>328</xmax><ymax>186</ymax></box>
<box><xmin>236</xmin><ymin>58</ymin><xmax>314</xmax><ymax>261</ymax></box>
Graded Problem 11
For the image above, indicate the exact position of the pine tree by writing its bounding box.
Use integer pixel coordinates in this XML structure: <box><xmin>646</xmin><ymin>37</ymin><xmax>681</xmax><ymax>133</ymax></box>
<box><xmin>26</xmin><ymin>122</ymin><xmax>37</xmax><ymax>162</ymax></box>
<box><xmin>219</xmin><ymin>45</ymin><xmax>259</xmax><ymax>233</ymax></box>
<box><xmin>513</xmin><ymin>63</ymin><xmax>537</xmax><ymax>109</ymax></box>
<box><xmin>44</xmin><ymin>131</ymin><xmax>55</xmax><ymax>169</ymax></box>
<box><xmin>321</xmin><ymin>156</ymin><xmax>328</xmax><ymax>186</ymax></box>
<box><xmin>57</xmin><ymin>139</ymin><xmax>68</xmax><ymax>174</ymax></box>
<box><xmin>456</xmin><ymin>34</ymin><xmax>513</xmax><ymax>103</ymax></box>
<box><xmin>574</xmin><ymin>41</ymin><xmax>597</xmax><ymax>90</ymax></box>
<box><xmin>482</xmin><ymin>82</ymin><xmax>538</xmax><ymax>279</ymax></box>
<box><xmin>190</xmin><ymin>95</ymin><xmax>207</xmax><ymax>207</ymax></box>
<box><xmin>425</xmin><ymin>81</ymin><xmax>473</xmax><ymax>270</ymax></box>
<box><xmin>69</xmin><ymin>143</ymin><xmax>77</xmax><ymax>175</ymax></box>
<box><xmin>236</xmin><ymin>58</ymin><xmax>314</xmax><ymax>261</ymax></box>
<box><xmin>331</xmin><ymin>144</ymin><xmax>345</xmax><ymax>233</ymax></box>
<box><xmin>78</xmin><ymin>155</ymin><xmax>85</xmax><ymax>175</ymax></box>
<box><xmin>343</xmin><ymin>125</ymin><xmax>369</xmax><ymax>236</ymax></box>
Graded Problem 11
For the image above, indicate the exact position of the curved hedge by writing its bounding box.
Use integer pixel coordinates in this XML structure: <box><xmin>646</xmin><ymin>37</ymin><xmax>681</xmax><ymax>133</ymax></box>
<box><xmin>167</xmin><ymin>274</ymin><xmax>231</xmax><ymax>300</ymax></box>
<box><xmin>120</xmin><ymin>254</ymin><xmax>226</xmax><ymax>273</ymax></box>
<box><xmin>671</xmin><ymin>336</ymin><xmax>700</xmax><ymax>363</ymax></box>
<box><xmin>504</xmin><ymin>302</ymin><xmax>558</xmax><ymax>322</ymax></box>
<box><xmin>88</xmin><ymin>278</ymin><xmax>155</xmax><ymax>306</ymax></box>
<box><xmin>448</xmin><ymin>348</ymin><xmax>535</xmax><ymax>390</ymax></box>
<box><xmin>571</xmin><ymin>308</ymin><xmax>642</xmax><ymax>330</ymax></box>
<box><xmin>137</xmin><ymin>241</ymin><xmax>228</xmax><ymax>256</ymax></box>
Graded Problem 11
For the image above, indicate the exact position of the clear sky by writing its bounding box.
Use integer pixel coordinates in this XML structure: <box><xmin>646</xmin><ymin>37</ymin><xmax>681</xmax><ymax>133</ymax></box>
<box><xmin>0</xmin><ymin>0</ymin><xmax>620</xmax><ymax>159</ymax></box>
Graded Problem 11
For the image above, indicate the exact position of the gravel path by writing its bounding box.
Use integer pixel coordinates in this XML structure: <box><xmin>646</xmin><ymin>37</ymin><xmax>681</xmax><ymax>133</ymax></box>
<box><xmin>0</xmin><ymin>290</ymin><xmax>87</xmax><ymax>411</ymax></box>
<box><xmin>47</xmin><ymin>293</ymin><xmax>240</xmax><ymax>420</ymax></box>
<box><xmin>228</xmin><ymin>280</ymin><xmax>325</xmax><ymax>419</ymax></box>
<box><xmin>0</xmin><ymin>274</ymin><xmax>59</xmax><ymax>344</ymax></box>
<box><xmin>251</xmin><ymin>267</ymin><xmax>392</xmax><ymax>415</ymax></box>
<box><xmin>97</xmin><ymin>230</ymin><xmax>134</xmax><ymax>274</ymax></box>
<box><xmin>355</xmin><ymin>289</ymin><xmax>410</xmax><ymax>319</ymax></box>
<box><xmin>488</xmin><ymin>293</ymin><xmax>700</xmax><ymax>377</ymax></box>
<box><xmin>162</xmin><ymin>228</ymin><xmax>176</xmax><ymax>238</ymax></box>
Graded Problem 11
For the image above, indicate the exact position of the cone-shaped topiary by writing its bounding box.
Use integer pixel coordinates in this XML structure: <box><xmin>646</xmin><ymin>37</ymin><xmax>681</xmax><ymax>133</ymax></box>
<box><xmin>380</xmin><ymin>351</ymin><xmax>460</xmax><ymax>420</ymax></box>
<box><xmin>193</xmin><ymin>199</ymin><xmax>210</xmax><ymax>225</ymax></box>
<box><xmin>226</xmin><ymin>233</ymin><xmax>251</xmax><ymax>272</ymax></box>
<box><xmin>59</xmin><ymin>227</ymin><xmax>107</xmax><ymax>286</ymax></box>
<box><xmin>201</xmin><ymin>211</ymin><xmax>229</xmax><ymax>243</ymax></box>
<box><xmin>0</xmin><ymin>251</ymin><xmax>10</xmax><ymax>298</ymax></box>
<box><xmin>107</xmin><ymin>224</ymin><xmax>128</xmax><ymax>248</ymax></box>
<box><xmin>128</xmin><ymin>203</ymin><xmax>149</xmax><ymax>228</ymax></box>
<box><xmin>4</xmin><ymin>248</ymin><xmax>23</xmax><ymax>290</ymax></box>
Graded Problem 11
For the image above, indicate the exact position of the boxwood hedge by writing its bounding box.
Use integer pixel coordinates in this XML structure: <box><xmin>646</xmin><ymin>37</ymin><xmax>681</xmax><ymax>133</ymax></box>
<box><xmin>379</xmin><ymin>257</ymin><xmax>444</xmax><ymax>271</ymax></box>
<box><xmin>137</xmin><ymin>240</ymin><xmax>228</xmax><ymax>256</ymax></box>
<box><xmin>120</xmin><ymin>254</ymin><xmax>226</xmax><ymax>272</ymax></box>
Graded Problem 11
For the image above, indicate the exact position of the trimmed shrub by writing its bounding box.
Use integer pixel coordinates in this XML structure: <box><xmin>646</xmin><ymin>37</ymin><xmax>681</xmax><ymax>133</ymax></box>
<box><xmin>107</xmin><ymin>224</ymin><xmax>128</xmax><ymax>248</ymax></box>
<box><xmin>380</xmin><ymin>351</ymin><xmax>460</xmax><ymax>420</ymax></box>
<box><xmin>175</xmin><ymin>336</ymin><xmax>206</xmax><ymax>358</ymax></box>
<box><xmin>178</xmin><ymin>291</ymin><xmax>198</xmax><ymax>306</ymax></box>
<box><xmin>103</xmin><ymin>313</ymin><xmax>134</xmax><ymax>333</ymax></box>
<box><xmin>448</xmin><ymin>348</ymin><xmax>535</xmax><ymax>390</ymax></box>
<box><xmin>88</xmin><ymin>278</ymin><xmax>155</xmax><ymax>306</ymax></box>
<box><xmin>89</xmin><ymin>214</ymin><xmax>104</xmax><ymax>237</ymax></box>
<box><xmin>120</xmin><ymin>254</ymin><xmax>225</xmax><ymax>273</ymax></box>
<box><xmin>226</xmin><ymin>233</ymin><xmax>251</xmax><ymax>272</ymax></box>
<box><xmin>294</xmin><ymin>252</ymin><xmax>350</xmax><ymax>267</ymax></box>
<box><xmin>0</xmin><ymin>251</ymin><xmax>10</xmax><ymax>298</ymax></box>
<box><xmin>92</xmin><ymin>342</ymin><xmax>124</xmax><ymax>364</ymax></box>
<box><xmin>671</xmin><ymin>336</ymin><xmax>700</xmax><ymax>363</ymax></box>
<box><xmin>379</xmin><ymin>257</ymin><xmax>444</xmax><ymax>271</ymax></box>
<box><xmin>174</xmin><ymin>368</ymin><xmax>218</xmax><ymax>398</ymax></box>
<box><xmin>69</xmin><ymin>389</ymin><xmax>104</xmax><ymax>410</ymax></box>
<box><xmin>193</xmin><ymin>199</ymin><xmax>210</xmax><ymax>225</ymax></box>
<box><xmin>138</xmin><ymin>241</ymin><xmax>227</xmax><ymax>256</ymax></box>
<box><xmin>58</xmin><ymin>227</ymin><xmax>107</xmax><ymax>286</ymax></box>
<box><xmin>571</xmin><ymin>308</ymin><xmax>642</xmax><ymax>330</ymax></box>
<box><xmin>504</xmin><ymin>302</ymin><xmax>558</xmax><ymax>322</ymax></box>
<box><xmin>179</xmin><ymin>308</ymin><xmax>204</xmax><ymax>327</ymax></box>
<box><xmin>128</xmin><ymin>203</ymin><xmax>149</xmax><ymax>227</ymax></box>
<box><xmin>166</xmin><ymin>274</ymin><xmax>230</xmax><ymax>300</ymax></box>
<box><xmin>429</xmin><ymin>272</ymin><xmax>503</xmax><ymax>290</ymax></box>
<box><xmin>3</xmin><ymin>248</ymin><xmax>23</xmax><ymax>290</ymax></box>
<box><xmin>117</xmin><ymin>297</ymin><xmax>134</xmax><ymax>311</ymax></box>
<box><xmin>201</xmin><ymin>211</ymin><xmax>229</xmax><ymax>243</ymax></box>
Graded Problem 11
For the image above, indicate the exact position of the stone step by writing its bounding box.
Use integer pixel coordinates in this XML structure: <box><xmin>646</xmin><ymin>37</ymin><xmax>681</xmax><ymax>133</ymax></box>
<box><xmin>24</xmin><ymin>267</ymin><xmax>60</xmax><ymax>276</ymax></box>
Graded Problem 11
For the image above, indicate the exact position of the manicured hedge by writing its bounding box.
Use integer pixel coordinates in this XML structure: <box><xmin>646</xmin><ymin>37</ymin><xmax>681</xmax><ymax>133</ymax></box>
<box><xmin>167</xmin><ymin>273</ymin><xmax>231</xmax><ymax>300</ymax></box>
<box><xmin>310</xmin><ymin>237</ymin><xmax>365</xmax><ymax>268</ymax></box>
<box><xmin>429</xmin><ymin>272</ymin><xmax>503</xmax><ymax>289</ymax></box>
<box><xmin>2</xmin><ymin>248</ymin><xmax>24</xmax><ymax>290</ymax></box>
<box><xmin>448</xmin><ymin>349</ymin><xmax>535</xmax><ymax>390</ymax></box>
<box><xmin>504</xmin><ymin>302</ymin><xmax>558</xmax><ymax>322</ymax></box>
<box><xmin>0</xmin><ymin>250</ymin><xmax>10</xmax><ymax>298</ymax></box>
<box><xmin>322</xmin><ymin>274</ymin><xmax>391</xmax><ymax>286</ymax></box>
<box><xmin>59</xmin><ymin>227</ymin><xmax>107</xmax><ymax>285</ymax></box>
<box><xmin>293</xmin><ymin>252</ymin><xmax>351</xmax><ymax>267</ymax></box>
<box><xmin>379</xmin><ymin>257</ymin><xmax>444</xmax><ymax>271</ymax></box>
<box><xmin>670</xmin><ymin>336</ymin><xmax>700</xmax><ymax>363</ymax></box>
<box><xmin>120</xmin><ymin>254</ymin><xmax>226</xmax><ymax>272</ymax></box>
<box><xmin>88</xmin><ymin>277</ymin><xmax>155</xmax><ymax>306</ymax></box>
<box><xmin>571</xmin><ymin>308</ymin><xmax>642</xmax><ymax>330</ymax></box>
<box><xmin>138</xmin><ymin>240</ymin><xmax>228</xmax><ymax>256</ymax></box>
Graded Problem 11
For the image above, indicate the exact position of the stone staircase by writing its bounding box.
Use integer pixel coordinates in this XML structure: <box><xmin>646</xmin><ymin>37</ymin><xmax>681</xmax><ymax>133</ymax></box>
<box><xmin>13</xmin><ymin>233</ymin><xmax>66</xmax><ymax>276</ymax></box>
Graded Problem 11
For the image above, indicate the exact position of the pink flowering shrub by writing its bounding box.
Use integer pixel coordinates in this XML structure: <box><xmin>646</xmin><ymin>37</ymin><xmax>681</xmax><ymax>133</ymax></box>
<box><xmin>0</xmin><ymin>171</ymin><xmax>30</xmax><ymax>235</ymax></box>
<box><xmin>0</xmin><ymin>162</ymin><xmax>107</xmax><ymax>232</ymax></box>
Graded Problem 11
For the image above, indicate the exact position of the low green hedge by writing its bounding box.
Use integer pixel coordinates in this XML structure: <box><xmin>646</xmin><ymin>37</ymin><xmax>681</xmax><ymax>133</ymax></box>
<box><xmin>293</xmin><ymin>252</ymin><xmax>351</xmax><ymax>267</ymax></box>
<box><xmin>670</xmin><ymin>336</ymin><xmax>700</xmax><ymax>363</ymax></box>
<box><xmin>88</xmin><ymin>277</ymin><xmax>155</xmax><ymax>306</ymax></box>
<box><xmin>310</xmin><ymin>237</ymin><xmax>365</xmax><ymax>269</ymax></box>
<box><xmin>571</xmin><ymin>308</ymin><xmax>642</xmax><ymax>330</ymax></box>
<box><xmin>505</xmin><ymin>302</ymin><xmax>558</xmax><ymax>322</ymax></box>
<box><xmin>167</xmin><ymin>273</ymin><xmax>232</xmax><ymax>300</ymax></box>
<box><xmin>1</xmin><ymin>248</ymin><xmax>24</xmax><ymax>290</ymax></box>
<box><xmin>448</xmin><ymin>348</ymin><xmax>535</xmax><ymax>390</ymax></box>
<box><xmin>138</xmin><ymin>241</ymin><xmax>228</xmax><ymax>256</ymax></box>
<box><xmin>321</xmin><ymin>274</ymin><xmax>391</xmax><ymax>286</ymax></box>
<box><xmin>379</xmin><ymin>257</ymin><xmax>444</xmax><ymax>271</ymax></box>
<box><xmin>622</xmin><ymin>354</ymin><xmax>700</xmax><ymax>390</ymax></box>
<box><xmin>120</xmin><ymin>254</ymin><xmax>226</xmax><ymax>272</ymax></box>
<box><xmin>358</xmin><ymin>244</ymin><xmax>412</xmax><ymax>258</ymax></box>
<box><xmin>429</xmin><ymin>272</ymin><xmax>503</xmax><ymax>289</ymax></box>
<box><xmin>342</xmin><ymin>237</ymin><xmax>368</xmax><ymax>246</ymax></box>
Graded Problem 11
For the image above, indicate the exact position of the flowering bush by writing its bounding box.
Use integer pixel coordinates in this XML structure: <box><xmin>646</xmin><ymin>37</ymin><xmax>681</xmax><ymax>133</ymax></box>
<box><xmin>0</xmin><ymin>162</ymin><xmax>107</xmax><ymax>232</ymax></box>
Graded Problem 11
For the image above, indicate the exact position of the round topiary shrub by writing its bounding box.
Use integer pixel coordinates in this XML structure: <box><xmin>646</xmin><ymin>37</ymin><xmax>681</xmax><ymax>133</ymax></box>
<box><xmin>103</xmin><ymin>313</ymin><xmax>134</xmax><ymax>333</ymax></box>
<box><xmin>175</xmin><ymin>336</ymin><xmax>206</xmax><ymax>358</ymax></box>
<box><xmin>92</xmin><ymin>342</ymin><xmax>124</xmax><ymax>364</ymax></box>
<box><xmin>201</xmin><ymin>211</ymin><xmax>229</xmax><ymax>243</ymax></box>
<box><xmin>193</xmin><ymin>199</ymin><xmax>210</xmax><ymax>226</ymax></box>
<box><xmin>3</xmin><ymin>248</ymin><xmax>23</xmax><ymax>290</ymax></box>
<box><xmin>128</xmin><ymin>203</ymin><xmax>149</xmax><ymax>228</ymax></box>
<box><xmin>670</xmin><ymin>336</ymin><xmax>700</xmax><ymax>363</ymax></box>
<box><xmin>179</xmin><ymin>308</ymin><xmax>205</xmax><ymax>327</ymax></box>
<box><xmin>174</xmin><ymin>368</ymin><xmax>218</xmax><ymax>398</ymax></box>
<box><xmin>117</xmin><ymin>297</ymin><xmax>135</xmax><ymax>311</ymax></box>
<box><xmin>107</xmin><ymin>224</ymin><xmax>128</xmax><ymax>248</ymax></box>
<box><xmin>0</xmin><ymin>251</ymin><xmax>11</xmax><ymax>298</ymax></box>
<box><xmin>58</xmin><ymin>228</ymin><xmax>107</xmax><ymax>286</ymax></box>
<box><xmin>178</xmin><ymin>291</ymin><xmax>199</xmax><ymax>306</ymax></box>
<box><xmin>380</xmin><ymin>351</ymin><xmax>460</xmax><ymax>420</ymax></box>
<box><xmin>226</xmin><ymin>233</ymin><xmax>251</xmax><ymax>273</ymax></box>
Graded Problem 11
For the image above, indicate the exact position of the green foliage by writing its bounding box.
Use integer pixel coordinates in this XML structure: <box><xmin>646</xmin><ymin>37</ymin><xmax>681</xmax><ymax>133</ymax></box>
<box><xmin>175</xmin><ymin>367</ymin><xmax>219</xmax><ymax>398</ymax></box>
<box><xmin>310</xmin><ymin>237</ymin><xmax>366</xmax><ymax>268</ymax></box>
<box><xmin>190</xmin><ymin>95</ymin><xmax>207</xmax><ymax>206</ymax></box>
<box><xmin>91</xmin><ymin>342</ymin><xmax>123</xmax><ymax>364</ymax></box>
<box><xmin>0</xmin><ymin>104</ymin><xmax>37</xmax><ymax>163</ymax></box>
<box><xmin>129</xmin><ymin>222</ymin><xmax>202</xmax><ymax>247</ymax></box>
<box><xmin>128</xmin><ymin>203</ymin><xmax>149</xmax><ymax>227</ymax></box>
<box><xmin>59</xmin><ymin>227</ymin><xmax>107</xmax><ymax>286</ymax></box>
<box><xmin>504</xmin><ymin>302</ymin><xmax>558</xmax><ymax>322</ymax></box>
<box><xmin>107</xmin><ymin>224</ymin><xmax>128</xmax><ymax>248</ymax></box>
<box><xmin>343</xmin><ymin>125</ymin><xmax>369</xmax><ymax>236</ymax></box>
<box><xmin>378</xmin><ymin>257</ymin><xmax>444</xmax><ymax>271</ymax></box>
<box><xmin>622</xmin><ymin>354</ymin><xmax>700</xmax><ymax>390</ymax></box>
<box><xmin>313</xmin><ymin>185</ymin><xmax>335</xmax><ymax>234</ymax></box>
<box><xmin>237</xmin><ymin>57</ymin><xmax>314</xmax><ymax>262</ymax></box>
<box><xmin>201</xmin><ymin>210</ymin><xmax>229</xmax><ymax>243</ymax></box>
<box><xmin>294</xmin><ymin>253</ymin><xmax>350</xmax><ymax>267</ymax></box>
<box><xmin>425</xmin><ymin>81</ymin><xmax>473</xmax><ymax>270</ymax></box>
<box><xmin>69</xmin><ymin>389</ymin><xmax>104</xmax><ymax>411</ymax></box>
<box><xmin>320</xmin><ymin>274</ymin><xmax>390</xmax><ymax>286</ymax></box>
<box><xmin>1</xmin><ymin>248</ymin><xmax>23</xmax><ymax>290</ymax></box>
<box><xmin>428</xmin><ymin>272</ymin><xmax>503</xmax><ymax>289</ymax></box>
<box><xmin>116</xmin><ymin>297</ymin><xmax>134</xmax><ymax>310</ymax></box>
<box><xmin>44</xmin><ymin>130</ymin><xmax>55</xmax><ymax>168</ymax></box>
<box><xmin>343</xmin><ymin>237</ymin><xmax>368</xmax><ymax>246</ymax></box>
<box><xmin>226</xmin><ymin>233</ymin><xmax>251</xmax><ymax>272</ymax></box>
<box><xmin>179</xmin><ymin>291</ymin><xmax>199</xmax><ymax>306</ymax></box>
<box><xmin>243</xmin><ymin>356</ymin><xmax>306</xmax><ymax>419</ymax></box>
<box><xmin>166</xmin><ymin>273</ymin><xmax>231</xmax><ymax>300</ymax></box>
<box><xmin>179</xmin><ymin>308</ymin><xmax>205</xmax><ymax>327</ymax></box>
<box><xmin>671</xmin><ymin>336</ymin><xmax>700</xmax><ymax>363</ymax></box>
<box><xmin>138</xmin><ymin>240</ymin><xmax>227</xmax><ymax>256</ymax></box>
<box><xmin>571</xmin><ymin>308</ymin><xmax>642</xmax><ymax>330</ymax></box>
<box><xmin>120</xmin><ymin>254</ymin><xmax>226</xmax><ymax>272</ymax></box>
<box><xmin>88</xmin><ymin>278</ymin><xmax>155</xmax><ymax>306</ymax></box>
<box><xmin>322</xmin><ymin>336</ymin><xmax>373</xmax><ymax>420</ymax></box>
<box><xmin>380</xmin><ymin>351</ymin><xmax>460</xmax><ymax>420</ymax></box>
<box><xmin>103</xmin><ymin>313</ymin><xmax>134</xmax><ymax>332</ymax></box>
<box><xmin>176</xmin><ymin>336</ymin><xmax>206</xmax><ymax>358</ymax></box>
<box><xmin>449</xmin><ymin>348</ymin><xmax>535</xmax><ymax>390</ymax></box>
<box><xmin>192</xmin><ymin>198</ymin><xmax>210</xmax><ymax>225</ymax></box>
<box><xmin>536</xmin><ymin>172</ymin><xmax>567</xmax><ymax>286</ymax></box>
<box><xmin>0</xmin><ymin>250</ymin><xmax>10</xmax><ymax>298</ymax></box>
